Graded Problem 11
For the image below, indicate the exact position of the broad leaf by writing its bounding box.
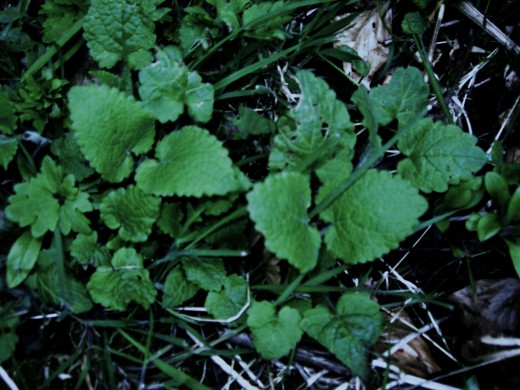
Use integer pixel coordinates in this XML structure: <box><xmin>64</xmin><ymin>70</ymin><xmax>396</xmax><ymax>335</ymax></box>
<box><xmin>369</xmin><ymin>67</ymin><xmax>429</xmax><ymax>128</ymax></box>
<box><xmin>50</xmin><ymin>133</ymin><xmax>94</xmax><ymax>181</ymax></box>
<box><xmin>0</xmin><ymin>135</ymin><xmax>18</xmax><ymax>170</ymax></box>
<box><xmin>135</xmin><ymin>126</ymin><xmax>242</xmax><ymax>197</ymax></box>
<box><xmin>181</xmin><ymin>257</ymin><xmax>227</xmax><ymax>292</ymax></box>
<box><xmin>100</xmin><ymin>186</ymin><xmax>161</xmax><ymax>242</ymax></box>
<box><xmin>162</xmin><ymin>267</ymin><xmax>199</xmax><ymax>309</ymax></box>
<box><xmin>185</xmin><ymin>71</ymin><xmax>214</xmax><ymax>123</ymax></box>
<box><xmin>205</xmin><ymin>274</ymin><xmax>248</xmax><ymax>325</ymax></box>
<box><xmin>6</xmin><ymin>230</ymin><xmax>42</xmax><ymax>288</ymax></box>
<box><xmin>87</xmin><ymin>248</ymin><xmax>157</xmax><ymax>311</ymax></box>
<box><xmin>321</xmin><ymin>169</ymin><xmax>427</xmax><ymax>264</ymax></box>
<box><xmin>70</xmin><ymin>232</ymin><xmax>111</xmax><ymax>266</ymax></box>
<box><xmin>397</xmin><ymin>119</ymin><xmax>487</xmax><ymax>193</ymax></box>
<box><xmin>247</xmin><ymin>172</ymin><xmax>320</xmax><ymax>273</ymax></box>
<box><xmin>270</xmin><ymin>69</ymin><xmax>355</xmax><ymax>172</ymax></box>
<box><xmin>247</xmin><ymin>301</ymin><xmax>303</xmax><ymax>360</ymax></box>
<box><xmin>68</xmin><ymin>84</ymin><xmax>155</xmax><ymax>182</ymax></box>
<box><xmin>301</xmin><ymin>292</ymin><xmax>382</xmax><ymax>378</ymax></box>
<box><xmin>83</xmin><ymin>0</ymin><xmax>155</xmax><ymax>69</ymax></box>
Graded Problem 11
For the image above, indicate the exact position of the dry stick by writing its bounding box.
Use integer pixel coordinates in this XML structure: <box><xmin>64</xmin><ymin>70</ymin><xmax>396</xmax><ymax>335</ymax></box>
<box><xmin>452</xmin><ymin>0</ymin><xmax>520</xmax><ymax>56</ymax></box>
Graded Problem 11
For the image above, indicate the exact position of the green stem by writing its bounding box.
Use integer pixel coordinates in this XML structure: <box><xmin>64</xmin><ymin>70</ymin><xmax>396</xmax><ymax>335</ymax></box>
<box><xmin>413</xmin><ymin>210</ymin><xmax>457</xmax><ymax>233</ymax></box>
<box><xmin>412</xmin><ymin>33</ymin><xmax>453</xmax><ymax>124</ymax></box>
<box><xmin>273</xmin><ymin>273</ymin><xmax>306</xmax><ymax>306</ymax></box>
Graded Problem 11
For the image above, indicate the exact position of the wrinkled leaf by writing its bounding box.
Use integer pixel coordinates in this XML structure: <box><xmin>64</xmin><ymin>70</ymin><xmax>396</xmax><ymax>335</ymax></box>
<box><xmin>398</xmin><ymin>119</ymin><xmax>487</xmax><ymax>193</ymax></box>
<box><xmin>205</xmin><ymin>274</ymin><xmax>248</xmax><ymax>325</ymax></box>
<box><xmin>136</xmin><ymin>126</ymin><xmax>242</xmax><ymax>197</ymax></box>
<box><xmin>247</xmin><ymin>300</ymin><xmax>303</xmax><ymax>360</ymax></box>
<box><xmin>162</xmin><ymin>267</ymin><xmax>199</xmax><ymax>308</ymax></box>
<box><xmin>247</xmin><ymin>172</ymin><xmax>320</xmax><ymax>273</ymax></box>
<box><xmin>68</xmin><ymin>84</ymin><xmax>155</xmax><ymax>182</ymax></box>
<box><xmin>301</xmin><ymin>292</ymin><xmax>383</xmax><ymax>378</ymax></box>
<box><xmin>70</xmin><ymin>232</ymin><xmax>111</xmax><ymax>266</ymax></box>
<box><xmin>181</xmin><ymin>257</ymin><xmax>227</xmax><ymax>292</ymax></box>
<box><xmin>321</xmin><ymin>169</ymin><xmax>427</xmax><ymax>264</ymax></box>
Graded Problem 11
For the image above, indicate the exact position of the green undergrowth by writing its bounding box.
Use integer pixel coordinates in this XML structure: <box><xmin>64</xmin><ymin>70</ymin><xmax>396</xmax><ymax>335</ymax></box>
<box><xmin>1</xmin><ymin>0</ymin><xmax>519</xmax><ymax>388</ymax></box>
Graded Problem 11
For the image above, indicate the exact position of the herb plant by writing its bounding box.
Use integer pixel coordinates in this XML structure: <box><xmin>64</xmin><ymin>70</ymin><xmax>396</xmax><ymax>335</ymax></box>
<box><xmin>0</xmin><ymin>0</ymin><xmax>517</xmax><ymax>387</ymax></box>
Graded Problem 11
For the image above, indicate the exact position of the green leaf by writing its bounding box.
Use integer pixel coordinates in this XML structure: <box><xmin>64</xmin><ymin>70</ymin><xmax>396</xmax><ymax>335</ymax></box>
<box><xmin>247</xmin><ymin>172</ymin><xmax>320</xmax><ymax>273</ymax></box>
<box><xmin>0</xmin><ymin>89</ymin><xmax>16</xmax><ymax>134</ymax></box>
<box><xmin>83</xmin><ymin>0</ymin><xmax>155</xmax><ymax>69</ymax></box>
<box><xmin>87</xmin><ymin>248</ymin><xmax>157</xmax><ymax>311</ymax></box>
<box><xmin>321</xmin><ymin>170</ymin><xmax>427</xmax><ymax>264</ymax></box>
<box><xmin>507</xmin><ymin>187</ymin><xmax>520</xmax><ymax>224</ymax></box>
<box><xmin>351</xmin><ymin>86</ymin><xmax>381</xmax><ymax>149</ymax></box>
<box><xmin>138</xmin><ymin>47</ymin><xmax>188</xmax><ymax>123</ymax></box>
<box><xmin>5</xmin><ymin>156</ymin><xmax>92</xmax><ymax>237</ymax></box>
<box><xmin>369</xmin><ymin>67</ymin><xmax>429</xmax><ymax>128</ymax></box>
<box><xmin>50</xmin><ymin>132</ymin><xmax>94</xmax><ymax>181</ymax></box>
<box><xmin>32</xmin><ymin>248</ymin><xmax>93</xmax><ymax>313</ymax></box>
<box><xmin>68</xmin><ymin>84</ymin><xmax>155</xmax><ymax>183</ymax></box>
<box><xmin>41</xmin><ymin>0</ymin><xmax>87</xmax><ymax>43</ymax></box>
<box><xmin>444</xmin><ymin>177</ymin><xmax>484</xmax><ymax>210</ymax></box>
<box><xmin>157</xmin><ymin>202</ymin><xmax>184</xmax><ymax>238</ymax></box>
<box><xmin>269</xmin><ymin>69</ymin><xmax>355</xmax><ymax>172</ymax></box>
<box><xmin>6</xmin><ymin>230</ymin><xmax>43</xmax><ymax>288</ymax></box>
<box><xmin>135</xmin><ymin>126</ymin><xmax>242</xmax><ymax>197</ymax></box>
<box><xmin>205</xmin><ymin>274</ymin><xmax>248</xmax><ymax>325</ymax></box>
<box><xmin>477</xmin><ymin>213</ymin><xmax>501</xmax><ymax>241</ymax></box>
<box><xmin>398</xmin><ymin>119</ymin><xmax>487</xmax><ymax>193</ymax></box>
<box><xmin>402</xmin><ymin>12</ymin><xmax>428</xmax><ymax>35</ymax></box>
<box><xmin>246</xmin><ymin>301</ymin><xmax>303</xmax><ymax>360</ymax></box>
<box><xmin>505</xmin><ymin>239</ymin><xmax>520</xmax><ymax>279</ymax></box>
<box><xmin>162</xmin><ymin>267</ymin><xmax>199</xmax><ymax>309</ymax></box>
<box><xmin>100</xmin><ymin>186</ymin><xmax>161</xmax><ymax>242</ymax></box>
<box><xmin>185</xmin><ymin>71</ymin><xmax>214</xmax><ymax>123</ymax></box>
<box><xmin>229</xmin><ymin>105</ymin><xmax>275</xmax><ymax>140</ymax></box>
<box><xmin>70</xmin><ymin>232</ymin><xmax>111</xmax><ymax>266</ymax></box>
<box><xmin>242</xmin><ymin>1</ymin><xmax>290</xmax><ymax>41</ymax></box>
<box><xmin>0</xmin><ymin>332</ymin><xmax>18</xmax><ymax>363</ymax></box>
<box><xmin>0</xmin><ymin>135</ymin><xmax>18</xmax><ymax>170</ymax></box>
<box><xmin>181</xmin><ymin>257</ymin><xmax>227</xmax><ymax>292</ymax></box>
<box><xmin>300</xmin><ymin>292</ymin><xmax>383</xmax><ymax>378</ymax></box>
<box><xmin>485</xmin><ymin>172</ymin><xmax>510</xmax><ymax>212</ymax></box>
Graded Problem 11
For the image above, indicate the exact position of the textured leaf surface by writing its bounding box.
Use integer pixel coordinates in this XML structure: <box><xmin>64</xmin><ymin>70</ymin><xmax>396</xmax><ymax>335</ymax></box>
<box><xmin>321</xmin><ymin>170</ymin><xmax>427</xmax><ymax>264</ymax></box>
<box><xmin>83</xmin><ymin>0</ymin><xmax>155</xmax><ymax>69</ymax></box>
<box><xmin>181</xmin><ymin>257</ymin><xmax>227</xmax><ymax>292</ymax></box>
<box><xmin>50</xmin><ymin>133</ymin><xmax>94</xmax><ymax>181</ymax></box>
<box><xmin>135</xmin><ymin>126</ymin><xmax>241</xmax><ymax>197</ymax></box>
<box><xmin>247</xmin><ymin>301</ymin><xmax>302</xmax><ymax>360</ymax></box>
<box><xmin>185</xmin><ymin>72</ymin><xmax>214</xmax><ymax>123</ymax></box>
<box><xmin>397</xmin><ymin>119</ymin><xmax>487</xmax><ymax>192</ymax></box>
<box><xmin>369</xmin><ymin>67</ymin><xmax>429</xmax><ymax>128</ymax></box>
<box><xmin>68</xmin><ymin>85</ymin><xmax>155</xmax><ymax>182</ymax></box>
<box><xmin>70</xmin><ymin>232</ymin><xmax>110</xmax><ymax>266</ymax></box>
<box><xmin>87</xmin><ymin>248</ymin><xmax>156</xmax><ymax>311</ymax></box>
<box><xmin>205</xmin><ymin>274</ymin><xmax>248</xmax><ymax>325</ymax></box>
<box><xmin>6</xmin><ymin>231</ymin><xmax>42</xmax><ymax>288</ymax></box>
<box><xmin>0</xmin><ymin>135</ymin><xmax>18</xmax><ymax>170</ymax></box>
<box><xmin>301</xmin><ymin>292</ymin><xmax>382</xmax><ymax>378</ymax></box>
<box><xmin>41</xmin><ymin>0</ymin><xmax>86</xmax><ymax>43</ymax></box>
<box><xmin>270</xmin><ymin>70</ymin><xmax>355</xmax><ymax>172</ymax></box>
<box><xmin>5</xmin><ymin>157</ymin><xmax>92</xmax><ymax>237</ymax></box>
<box><xmin>100</xmin><ymin>186</ymin><xmax>161</xmax><ymax>242</ymax></box>
<box><xmin>162</xmin><ymin>267</ymin><xmax>199</xmax><ymax>309</ymax></box>
<box><xmin>247</xmin><ymin>172</ymin><xmax>320</xmax><ymax>273</ymax></box>
<box><xmin>32</xmin><ymin>249</ymin><xmax>93</xmax><ymax>313</ymax></box>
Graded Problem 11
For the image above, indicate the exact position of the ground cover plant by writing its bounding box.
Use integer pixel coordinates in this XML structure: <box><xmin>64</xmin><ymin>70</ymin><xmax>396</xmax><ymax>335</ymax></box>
<box><xmin>0</xmin><ymin>0</ymin><xmax>519</xmax><ymax>388</ymax></box>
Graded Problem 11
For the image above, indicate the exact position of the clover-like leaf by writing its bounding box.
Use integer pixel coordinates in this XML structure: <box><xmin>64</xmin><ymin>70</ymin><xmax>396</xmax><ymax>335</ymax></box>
<box><xmin>247</xmin><ymin>301</ymin><xmax>303</xmax><ymax>360</ymax></box>
<box><xmin>135</xmin><ymin>126</ymin><xmax>242</xmax><ymax>197</ymax></box>
<box><xmin>70</xmin><ymin>232</ymin><xmax>111</xmax><ymax>266</ymax></box>
<box><xmin>205</xmin><ymin>274</ymin><xmax>248</xmax><ymax>325</ymax></box>
<box><xmin>301</xmin><ymin>292</ymin><xmax>382</xmax><ymax>378</ymax></box>
<box><xmin>100</xmin><ymin>186</ymin><xmax>161</xmax><ymax>242</ymax></box>
<box><xmin>181</xmin><ymin>257</ymin><xmax>227</xmax><ymax>292</ymax></box>
<box><xmin>247</xmin><ymin>172</ymin><xmax>320</xmax><ymax>273</ymax></box>
<box><xmin>270</xmin><ymin>70</ymin><xmax>355</xmax><ymax>172</ymax></box>
<box><xmin>162</xmin><ymin>267</ymin><xmax>199</xmax><ymax>309</ymax></box>
<box><xmin>397</xmin><ymin>119</ymin><xmax>487</xmax><ymax>193</ymax></box>
<box><xmin>83</xmin><ymin>0</ymin><xmax>155</xmax><ymax>69</ymax></box>
<box><xmin>369</xmin><ymin>67</ymin><xmax>429</xmax><ymax>128</ymax></box>
<box><xmin>68</xmin><ymin>84</ymin><xmax>155</xmax><ymax>183</ymax></box>
<box><xmin>321</xmin><ymin>169</ymin><xmax>427</xmax><ymax>264</ymax></box>
<box><xmin>87</xmin><ymin>248</ymin><xmax>156</xmax><ymax>311</ymax></box>
<box><xmin>5</xmin><ymin>156</ymin><xmax>92</xmax><ymax>238</ymax></box>
<box><xmin>6</xmin><ymin>230</ymin><xmax>42</xmax><ymax>288</ymax></box>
